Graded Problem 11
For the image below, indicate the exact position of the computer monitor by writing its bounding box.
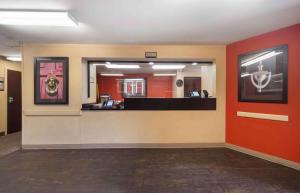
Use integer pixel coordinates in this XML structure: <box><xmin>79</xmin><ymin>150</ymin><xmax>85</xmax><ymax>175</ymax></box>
<box><xmin>192</xmin><ymin>91</ymin><xmax>200</xmax><ymax>97</ymax></box>
<box><xmin>106</xmin><ymin>100</ymin><xmax>114</xmax><ymax>107</ymax></box>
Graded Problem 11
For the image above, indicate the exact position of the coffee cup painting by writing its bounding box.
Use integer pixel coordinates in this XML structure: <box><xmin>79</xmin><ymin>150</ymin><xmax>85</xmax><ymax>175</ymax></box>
<box><xmin>238</xmin><ymin>45</ymin><xmax>288</xmax><ymax>103</ymax></box>
<box><xmin>34</xmin><ymin>57</ymin><xmax>69</xmax><ymax>104</ymax></box>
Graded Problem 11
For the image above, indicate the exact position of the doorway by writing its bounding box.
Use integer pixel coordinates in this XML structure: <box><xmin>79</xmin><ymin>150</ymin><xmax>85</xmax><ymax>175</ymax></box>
<box><xmin>7</xmin><ymin>69</ymin><xmax>22</xmax><ymax>134</ymax></box>
<box><xmin>184</xmin><ymin>77</ymin><xmax>202</xmax><ymax>97</ymax></box>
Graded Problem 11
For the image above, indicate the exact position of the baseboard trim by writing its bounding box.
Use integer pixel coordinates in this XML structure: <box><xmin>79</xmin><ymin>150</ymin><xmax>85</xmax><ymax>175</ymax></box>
<box><xmin>226</xmin><ymin>143</ymin><xmax>300</xmax><ymax>171</ymax></box>
<box><xmin>22</xmin><ymin>143</ymin><xmax>225</xmax><ymax>149</ymax></box>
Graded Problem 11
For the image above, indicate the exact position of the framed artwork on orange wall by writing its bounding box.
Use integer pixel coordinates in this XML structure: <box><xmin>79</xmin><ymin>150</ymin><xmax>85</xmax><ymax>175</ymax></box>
<box><xmin>238</xmin><ymin>44</ymin><xmax>288</xmax><ymax>103</ymax></box>
<box><xmin>122</xmin><ymin>78</ymin><xmax>147</xmax><ymax>98</ymax></box>
<box><xmin>34</xmin><ymin>57</ymin><xmax>69</xmax><ymax>104</ymax></box>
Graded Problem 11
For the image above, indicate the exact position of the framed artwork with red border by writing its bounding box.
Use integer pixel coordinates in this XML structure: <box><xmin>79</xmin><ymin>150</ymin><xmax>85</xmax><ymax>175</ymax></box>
<box><xmin>34</xmin><ymin>57</ymin><xmax>69</xmax><ymax>104</ymax></box>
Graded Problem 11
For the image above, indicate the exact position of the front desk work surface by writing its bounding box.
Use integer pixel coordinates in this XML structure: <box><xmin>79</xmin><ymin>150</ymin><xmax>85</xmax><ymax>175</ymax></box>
<box><xmin>82</xmin><ymin>98</ymin><xmax>216</xmax><ymax>111</ymax></box>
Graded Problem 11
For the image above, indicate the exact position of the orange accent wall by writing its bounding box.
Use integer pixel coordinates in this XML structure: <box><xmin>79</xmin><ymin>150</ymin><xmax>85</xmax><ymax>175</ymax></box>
<box><xmin>97</xmin><ymin>74</ymin><xmax>173</xmax><ymax>100</ymax></box>
<box><xmin>226</xmin><ymin>23</ymin><xmax>300</xmax><ymax>163</ymax></box>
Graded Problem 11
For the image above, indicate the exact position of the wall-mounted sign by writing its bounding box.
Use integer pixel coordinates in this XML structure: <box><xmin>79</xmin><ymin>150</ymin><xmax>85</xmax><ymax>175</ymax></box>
<box><xmin>0</xmin><ymin>77</ymin><xmax>4</xmax><ymax>91</ymax></box>
<box><xmin>145</xmin><ymin>52</ymin><xmax>157</xmax><ymax>58</ymax></box>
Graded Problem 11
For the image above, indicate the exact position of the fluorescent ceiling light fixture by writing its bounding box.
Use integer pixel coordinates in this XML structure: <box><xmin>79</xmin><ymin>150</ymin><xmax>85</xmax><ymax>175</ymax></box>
<box><xmin>105</xmin><ymin>64</ymin><xmax>140</xmax><ymax>69</ymax></box>
<box><xmin>6</xmin><ymin>56</ymin><xmax>22</xmax><ymax>62</ymax></box>
<box><xmin>124</xmin><ymin>78</ymin><xmax>144</xmax><ymax>81</ymax></box>
<box><xmin>152</xmin><ymin>65</ymin><xmax>186</xmax><ymax>70</ymax></box>
<box><xmin>241</xmin><ymin>51</ymin><xmax>282</xmax><ymax>67</ymax></box>
<box><xmin>0</xmin><ymin>10</ymin><xmax>78</xmax><ymax>26</ymax></box>
<box><xmin>105</xmin><ymin>62</ymin><xmax>111</xmax><ymax>64</ymax></box>
<box><xmin>100</xmin><ymin>73</ymin><xmax>124</xmax><ymax>76</ymax></box>
<box><xmin>149</xmin><ymin>62</ymin><xmax>154</xmax><ymax>65</ymax></box>
<box><xmin>154</xmin><ymin>73</ymin><xmax>176</xmax><ymax>76</ymax></box>
<box><xmin>192</xmin><ymin>62</ymin><xmax>198</xmax><ymax>66</ymax></box>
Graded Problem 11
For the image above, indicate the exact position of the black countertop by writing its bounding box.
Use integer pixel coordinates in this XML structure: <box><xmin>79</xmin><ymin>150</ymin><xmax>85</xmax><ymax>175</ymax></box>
<box><xmin>82</xmin><ymin>98</ymin><xmax>216</xmax><ymax>111</ymax></box>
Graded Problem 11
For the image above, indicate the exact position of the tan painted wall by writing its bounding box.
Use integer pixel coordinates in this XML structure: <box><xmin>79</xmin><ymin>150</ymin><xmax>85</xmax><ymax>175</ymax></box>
<box><xmin>0</xmin><ymin>57</ymin><xmax>21</xmax><ymax>134</ymax></box>
<box><xmin>22</xmin><ymin>44</ymin><xmax>226</xmax><ymax>146</ymax></box>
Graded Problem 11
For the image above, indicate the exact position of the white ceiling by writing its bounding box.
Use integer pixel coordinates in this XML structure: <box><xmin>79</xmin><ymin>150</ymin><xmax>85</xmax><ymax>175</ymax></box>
<box><xmin>0</xmin><ymin>0</ymin><xmax>300</xmax><ymax>56</ymax></box>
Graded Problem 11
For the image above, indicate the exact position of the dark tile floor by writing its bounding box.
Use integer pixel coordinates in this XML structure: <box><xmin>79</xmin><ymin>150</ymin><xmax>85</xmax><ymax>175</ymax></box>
<box><xmin>0</xmin><ymin>148</ymin><xmax>299</xmax><ymax>193</ymax></box>
<box><xmin>0</xmin><ymin>132</ymin><xmax>21</xmax><ymax>157</ymax></box>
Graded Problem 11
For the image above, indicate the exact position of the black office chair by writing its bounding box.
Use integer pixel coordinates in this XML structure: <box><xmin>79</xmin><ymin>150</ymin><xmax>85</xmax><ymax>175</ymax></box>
<box><xmin>202</xmin><ymin>90</ymin><xmax>209</xmax><ymax>98</ymax></box>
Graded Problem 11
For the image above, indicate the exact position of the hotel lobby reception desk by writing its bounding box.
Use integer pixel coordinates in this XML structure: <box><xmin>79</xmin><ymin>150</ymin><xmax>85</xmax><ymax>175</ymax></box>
<box><xmin>82</xmin><ymin>98</ymin><xmax>216</xmax><ymax>111</ymax></box>
<box><xmin>125</xmin><ymin>98</ymin><xmax>216</xmax><ymax>110</ymax></box>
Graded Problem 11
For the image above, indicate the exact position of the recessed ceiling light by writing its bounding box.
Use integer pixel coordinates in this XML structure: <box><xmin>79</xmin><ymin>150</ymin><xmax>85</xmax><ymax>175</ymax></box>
<box><xmin>105</xmin><ymin>64</ymin><xmax>140</xmax><ymax>69</ymax></box>
<box><xmin>154</xmin><ymin>74</ymin><xmax>176</xmax><ymax>76</ymax></box>
<box><xmin>149</xmin><ymin>62</ymin><xmax>154</xmax><ymax>65</ymax></box>
<box><xmin>0</xmin><ymin>10</ymin><xmax>78</xmax><ymax>26</ymax></box>
<box><xmin>152</xmin><ymin>65</ymin><xmax>186</xmax><ymax>70</ymax></box>
<box><xmin>192</xmin><ymin>62</ymin><xmax>198</xmax><ymax>66</ymax></box>
<box><xmin>100</xmin><ymin>73</ymin><xmax>124</xmax><ymax>76</ymax></box>
<box><xmin>6</xmin><ymin>56</ymin><xmax>22</xmax><ymax>62</ymax></box>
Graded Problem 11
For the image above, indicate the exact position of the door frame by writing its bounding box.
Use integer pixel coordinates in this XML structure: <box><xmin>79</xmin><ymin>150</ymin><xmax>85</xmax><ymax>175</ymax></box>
<box><xmin>4</xmin><ymin>66</ymin><xmax>22</xmax><ymax>135</ymax></box>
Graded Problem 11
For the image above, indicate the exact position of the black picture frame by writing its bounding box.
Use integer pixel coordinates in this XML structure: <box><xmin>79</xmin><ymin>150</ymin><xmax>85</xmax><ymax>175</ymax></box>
<box><xmin>34</xmin><ymin>57</ymin><xmax>69</xmax><ymax>105</ymax></box>
<box><xmin>238</xmin><ymin>44</ymin><xmax>288</xmax><ymax>103</ymax></box>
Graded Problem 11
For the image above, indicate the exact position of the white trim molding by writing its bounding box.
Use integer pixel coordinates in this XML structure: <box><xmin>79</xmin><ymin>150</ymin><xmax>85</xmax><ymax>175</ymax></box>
<box><xmin>226</xmin><ymin>143</ymin><xmax>300</xmax><ymax>171</ymax></box>
<box><xmin>237</xmin><ymin>111</ymin><xmax>288</xmax><ymax>122</ymax></box>
<box><xmin>23</xmin><ymin>110</ymin><xmax>82</xmax><ymax>116</ymax></box>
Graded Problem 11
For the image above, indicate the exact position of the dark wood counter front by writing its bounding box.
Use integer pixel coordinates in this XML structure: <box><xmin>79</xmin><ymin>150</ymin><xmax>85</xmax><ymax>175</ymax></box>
<box><xmin>82</xmin><ymin>98</ymin><xmax>216</xmax><ymax>111</ymax></box>
<box><xmin>124</xmin><ymin>98</ymin><xmax>216</xmax><ymax>110</ymax></box>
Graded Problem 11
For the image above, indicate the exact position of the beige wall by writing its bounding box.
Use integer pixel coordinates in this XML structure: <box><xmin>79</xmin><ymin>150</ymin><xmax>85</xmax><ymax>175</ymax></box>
<box><xmin>0</xmin><ymin>57</ymin><xmax>21</xmax><ymax>134</ymax></box>
<box><xmin>22</xmin><ymin>44</ymin><xmax>226</xmax><ymax>146</ymax></box>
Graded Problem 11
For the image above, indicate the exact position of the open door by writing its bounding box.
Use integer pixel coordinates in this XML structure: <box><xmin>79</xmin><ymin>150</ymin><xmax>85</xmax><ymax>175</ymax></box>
<box><xmin>7</xmin><ymin>70</ymin><xmax>22</xmax><ymax>134</ymax></box>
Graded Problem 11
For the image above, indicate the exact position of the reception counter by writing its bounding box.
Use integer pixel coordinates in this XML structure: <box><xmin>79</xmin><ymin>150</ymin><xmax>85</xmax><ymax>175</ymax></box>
<box><xmin>82</xmin><ymin>98</ymin><xmax>216</xmax><ymax>111</ymax></box>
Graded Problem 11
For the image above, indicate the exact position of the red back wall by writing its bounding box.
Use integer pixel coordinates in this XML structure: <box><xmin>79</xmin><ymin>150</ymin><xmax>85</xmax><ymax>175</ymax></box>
<box><xmin>97</xmin><ymin>74</ymin><xmax>173</xmax><ymax>100</ymax></box>
<box><xmin>226</xmin><ymin>23</ymin><xmax>300</xmax><ymax>163</ymax></box>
